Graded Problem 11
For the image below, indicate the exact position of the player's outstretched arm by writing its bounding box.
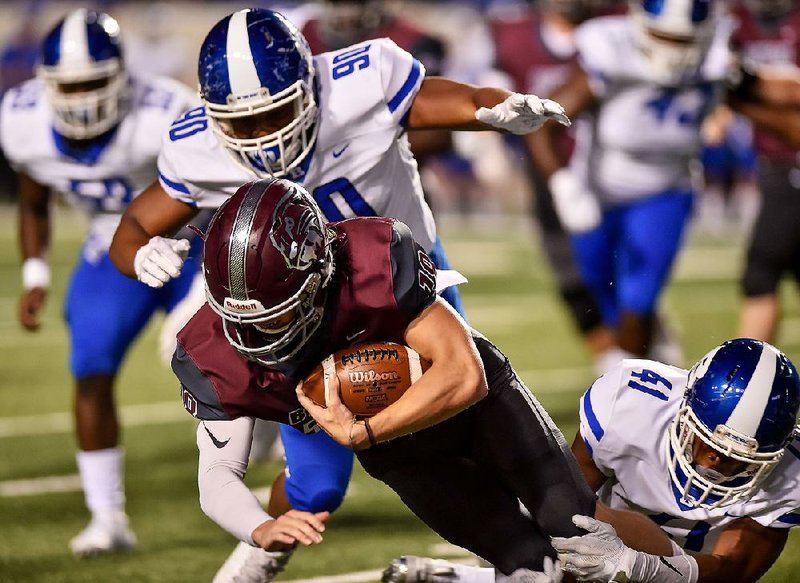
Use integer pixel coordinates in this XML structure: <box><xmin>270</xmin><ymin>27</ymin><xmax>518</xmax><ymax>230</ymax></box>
<box><xmin>730</xmin><ymin>97</ymin><xmax>800</xmax><ymax>150</ymax></box>
<box><xmin>17</xmin><ymin>173</ymin><xmax>51</xmax><ymax>331</ymax></box>
<box><xmin>692</xmin><ymin>518</ymin><xmax>788</xmax><ymax>583</ymax></box>
<box><xmin>407</xmin><ymin>77</ymin><xmax>569</xmax><ymax>135</ymax></box>
<box><xmin>108</xmin><ymin>179</ymin><xmax>198</xmax><ymax>282</ymax></box>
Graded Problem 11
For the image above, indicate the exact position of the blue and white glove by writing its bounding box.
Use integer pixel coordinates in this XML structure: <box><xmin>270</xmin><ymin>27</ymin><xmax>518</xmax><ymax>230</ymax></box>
<box><xmin>134</xmin><ymin>236</ymin><xmax>191</xmax><ymax>288</ymax></box>
<box><xmin>552</xmin><ymin>515</ymin><xmax>698</xmax><ymax>583</ymax></box>
<box><xmin>475</xmin><ymin>93</ymin><xmax>571</xmax><ymax>135</ymax></box>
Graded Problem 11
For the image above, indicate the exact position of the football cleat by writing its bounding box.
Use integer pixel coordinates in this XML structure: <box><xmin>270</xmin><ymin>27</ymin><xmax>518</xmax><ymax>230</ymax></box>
<box><xmin>69</xmin><ymin>512</ymin><xmax>137</xmax><ymax>557</ymax></box>
<box><xmin>382</xmin><ymin>556</ymin><xmax>459</xmax><ymax>583</ymax></box>
<box><xmin>212</xmin><ymin>541</ymin><xmax>294</xmax><ymax>583</ymax></box>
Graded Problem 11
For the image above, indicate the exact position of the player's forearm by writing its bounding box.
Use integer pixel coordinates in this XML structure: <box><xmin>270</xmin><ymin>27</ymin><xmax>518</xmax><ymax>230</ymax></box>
<box><xmin>19</xmin><ymin>206</ymin><xmax>50</xmax><ymax>260</ymax></box>
<box><xmin>367</xmin><ymin>356</ymin><xmax>487</xmax><ymax>443</ymax></box>
<box><xmin>196</xmin><ymin>417</ymin><xmax>271</xmax><ymax>545</ymax></box>
<box><xmin>18</xmin><ymin>175</ymin><xmax>50</xmax><ymax>260</ymax></box>
<box><xmin>408</xmin><ymin>78</ymin><xmax>511</xmax><ymax>131</ymax></box>
<box><xmin>109</xmin><ymin>213</ymin><xmax>153</xmax><ymax>277</ymax></box>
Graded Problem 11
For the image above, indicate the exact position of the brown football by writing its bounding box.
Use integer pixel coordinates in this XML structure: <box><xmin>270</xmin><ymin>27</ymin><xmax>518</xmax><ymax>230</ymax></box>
<box><xmin>302</xmin><ymin>341</ymin><xmax>430</xmax><ymax>417</ymax></box>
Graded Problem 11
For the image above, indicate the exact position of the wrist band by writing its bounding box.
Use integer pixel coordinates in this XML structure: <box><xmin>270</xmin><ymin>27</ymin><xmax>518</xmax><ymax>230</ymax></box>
<box><xmin>22</xmin><ymin>257</ymin><xmax>50</xmax><ymax>290</ymax></box>
<box><xmin>364</xmin><ymin>417</ymin><xmax>377</xmax><ymax>447</ymax></box>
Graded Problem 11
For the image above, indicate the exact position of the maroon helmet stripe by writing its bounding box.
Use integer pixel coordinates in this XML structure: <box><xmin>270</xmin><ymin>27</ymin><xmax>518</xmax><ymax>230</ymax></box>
<box><xmin>228</xmin><ymin>179</ymin><xmax>273</xmax><ymax>300</ymax></box>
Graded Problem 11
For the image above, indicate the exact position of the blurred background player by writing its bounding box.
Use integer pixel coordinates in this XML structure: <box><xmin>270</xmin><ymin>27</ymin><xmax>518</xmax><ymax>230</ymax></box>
<box><xmin>554</xmin><ymin>338</ymin><xmax>800</xmax><ymax>582</ymax></box>
<box><xmin>0</xmin><ymin>8</ymin><xmax>199</xmax><ymax>556</ymax></box>
<box><xmin>487</xmin><ymin>0</ymin><xmax>618</xmax><ymax>372</ymax></box>
<box><xmin>108</xmin><ymin>8</ymin><xmax>570</xmax><ymax>581</ymax></box>
<box><xmin>528</xmin><ymin>0</ymin><xmax>785</xmax><ymax>370</ymax></box>
<box><xmin>732</xmin><ymin>0</ymin><xmax>800</xmax><ymax>344</ymax></box>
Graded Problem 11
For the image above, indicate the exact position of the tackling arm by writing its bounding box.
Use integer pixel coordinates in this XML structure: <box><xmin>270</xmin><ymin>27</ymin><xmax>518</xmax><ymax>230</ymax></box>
<box><xmin>407</xmin><ymin>77</ymin><xmax>570</xmax><ymax>134</ymax></box>
<box><xmin>108</xmin><ymin>178</ymin><xmax>199</xmax><ymax>279</ymax></box>
<box><xmin>692</xmin><ymin>518</ymin><xmax>788</xmax><ymax>583</ymax></box>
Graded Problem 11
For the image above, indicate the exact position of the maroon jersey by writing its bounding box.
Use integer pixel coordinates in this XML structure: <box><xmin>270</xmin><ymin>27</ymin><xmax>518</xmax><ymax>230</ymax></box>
<box><xmin>302</xmin><ymin>17</ymin><xmax>446</xmax><ymax>75</ymax></box>
<box><xmin>732</xmin><ymin>2</ymin><xmax>800</xmax><ymax>160</ymax></box>
<box><xmin>173</xmin><ymin>218</ymin><xmax>437</xmax><ymax>433</ymax></box>
<box><xmin>490</xmin><ymin>10</ymin><xmax>576</xmax><ymax>98</ymax></box>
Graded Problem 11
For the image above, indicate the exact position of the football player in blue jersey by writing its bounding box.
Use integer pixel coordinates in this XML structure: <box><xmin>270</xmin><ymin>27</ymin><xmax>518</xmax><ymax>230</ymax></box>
<box><xmin>0</xmin><ymin>9</ymin><xmax>200</xmax><ymax>556</ymax></box>
<box><xmin>108</xmin><ymin>8</ymin><xmax>572</xmax><ymax>580</ymax></box>
<box><xmin>553</xmin><ymin>338</ymin><xmax>800</xmax><ymax>582</ymax></box>
<box><xmin>386</xmin><ymin>338</ymin><xmax>800</xmax><ymax>583</ymax></box>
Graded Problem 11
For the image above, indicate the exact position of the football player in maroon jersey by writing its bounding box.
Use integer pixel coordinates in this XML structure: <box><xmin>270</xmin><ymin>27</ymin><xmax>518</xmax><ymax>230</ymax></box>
<box><xmin>174</xmin><ymin>177</ymin><xmax>697</xmax><ymax>582</ymax></box>
<box><xmin>732</xmin><ymin>0</ymin><xmax>800</xmax><ymax>345</ymax></box>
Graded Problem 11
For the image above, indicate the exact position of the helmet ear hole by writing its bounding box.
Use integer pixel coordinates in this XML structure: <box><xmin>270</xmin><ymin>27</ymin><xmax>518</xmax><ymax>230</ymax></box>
<box><xmin>198</xmin><ymin>9</ymin><xmax>319</xmax><ymax>180</ymax></box>
<box><xmin>37</xmin><ymin>9</ymin><xmax>128</xmax><ymax>139</ymax></box>
<box><xmin>204</xmin><ymin>179</ymin><xmax>335</xmax><ymax>365</ymax></box>
<box><xmin>667</xmin><ymin>339</ymin><xmax>800</xmax><ymax>508</ymax></box>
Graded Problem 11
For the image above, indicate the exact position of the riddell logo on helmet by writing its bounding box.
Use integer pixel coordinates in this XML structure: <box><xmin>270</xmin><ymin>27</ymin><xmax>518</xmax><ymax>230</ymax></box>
<box><xmin>223</xmin><ymin>297</ymin><xmax>265</xmax><ymax>313</ymax></box>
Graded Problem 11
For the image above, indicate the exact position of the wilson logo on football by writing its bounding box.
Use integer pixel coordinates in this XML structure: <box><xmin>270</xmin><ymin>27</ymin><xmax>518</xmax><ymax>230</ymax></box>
<box><xmin>348</xmin><ymin>370</ymin><xmax>401</xmax><ymax>383</ymax></box>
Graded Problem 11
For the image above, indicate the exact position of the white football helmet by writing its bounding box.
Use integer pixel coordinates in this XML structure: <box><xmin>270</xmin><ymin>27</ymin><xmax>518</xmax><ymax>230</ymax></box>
<box><xmin>629</xmin><ymin>0</ymin><xmax>723</xmax><ymax>86</ymax></box>
<box><xmin>37</xmin><ymin>9</ymin><xmax>129</xmax><ymax>139</ymax></box>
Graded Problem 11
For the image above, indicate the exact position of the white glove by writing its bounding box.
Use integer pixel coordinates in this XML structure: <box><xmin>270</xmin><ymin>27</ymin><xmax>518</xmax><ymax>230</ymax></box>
<box><xmin>475</xmin><ymin>93</ymin><xmax>571</xmax><ymax>135</ymax></box>
<box><xmin>133</xmin><ymin>236</ymin><xmax>191</xmax><ymax>288</ymax></box>
<box><xmin>549</xmin><ymin>168</ymin><xmax>602</xmax><ymax>233</ymax></box>
<box><xmin>551</xmin><ymin>515</ymin><xmax>636</xmax><ymax>582</ymax></box>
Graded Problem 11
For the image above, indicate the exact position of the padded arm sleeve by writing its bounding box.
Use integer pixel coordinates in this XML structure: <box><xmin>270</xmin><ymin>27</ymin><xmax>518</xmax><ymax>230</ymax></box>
<box><xmin>196</xmin><ymin>417</ymin><xmax>272</xmax><ymax>545</ymax></box>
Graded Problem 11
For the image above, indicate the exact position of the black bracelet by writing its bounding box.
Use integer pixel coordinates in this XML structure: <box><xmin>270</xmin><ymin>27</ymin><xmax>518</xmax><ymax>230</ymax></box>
<box><xmin>363</xmin><ymin>417</ymin><xmax>377</xmax><ymax>447</ymax></box>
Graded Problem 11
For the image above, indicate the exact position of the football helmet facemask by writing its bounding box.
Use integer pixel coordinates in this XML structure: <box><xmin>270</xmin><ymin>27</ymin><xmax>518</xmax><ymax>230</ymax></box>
<box><xmin>198</xmin><ymin>9</ymin><xmax>318</xmax><ymax>181</ymax></box>
<box><xmin>203</xmin><ymin>178</ymin><xmax>335</xmax><ymax>365</ymax></box>
<box><xmin>629</xmin><ymin>0</ymin><xmax>722</xmax><ymax>86</ymax></box>
<box><xmin>667</xmin><ymin>338</ymin><xmax>800</xmax><ymax>509</ymax></box>
<box><xmin>37</xmin><ymin>9</ymin><xmax>129</xmax><ymax>140</ymax></box>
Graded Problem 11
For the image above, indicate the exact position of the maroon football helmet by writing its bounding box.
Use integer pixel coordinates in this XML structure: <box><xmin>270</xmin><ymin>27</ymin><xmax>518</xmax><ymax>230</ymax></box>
<box><xmin>203</xmin><ymin>178</ymin><xmax>336</xmax><ymax>365</ymax></box>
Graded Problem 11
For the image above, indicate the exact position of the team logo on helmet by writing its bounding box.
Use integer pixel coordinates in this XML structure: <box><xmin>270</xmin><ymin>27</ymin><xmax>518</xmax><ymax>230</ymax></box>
<box><xmin>269</xmin><ymin>189</ymin><xmax>326</xmax><ymax>270</ymax></box>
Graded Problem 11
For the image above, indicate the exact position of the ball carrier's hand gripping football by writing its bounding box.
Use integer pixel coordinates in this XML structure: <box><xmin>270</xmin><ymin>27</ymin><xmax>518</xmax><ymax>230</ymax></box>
<box><xmin>297</xmin><ymin>342</ymin><xmax>430</xmax><ymax>450</ymax></box>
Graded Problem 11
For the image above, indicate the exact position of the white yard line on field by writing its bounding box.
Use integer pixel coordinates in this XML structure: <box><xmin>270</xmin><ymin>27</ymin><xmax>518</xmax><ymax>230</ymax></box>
<box><xmin>0</xmin><ymin>401</ymin><xmax>189</xmax><ymax>438</ymax></box>
<box><xmin>0</xmin><ymin>473</ymin><xmax>82</xmax><ymax>497</ymax></box>
<box><xmin>0</xmin><ymin>366</ymin><xmax>592</xmax><ymax>440</ymax></box>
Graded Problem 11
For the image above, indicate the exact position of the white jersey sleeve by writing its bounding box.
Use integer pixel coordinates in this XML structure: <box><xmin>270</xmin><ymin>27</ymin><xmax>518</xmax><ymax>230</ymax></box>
<box><xmin>578</xmin><ymin>362</ymin><xmax>628</xmax><ymax>478</ymax></box>
<box><xmin>374</xmin><ymin>37</ymin><xmax>426</xmax><ymax>127</ymax></box>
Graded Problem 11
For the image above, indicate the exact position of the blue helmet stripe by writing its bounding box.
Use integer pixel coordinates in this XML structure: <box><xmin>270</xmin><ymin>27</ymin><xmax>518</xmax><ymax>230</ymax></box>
<box><xmin>691</xmin><ymin>0</ymin><xmax>711</xmax><ymax>23</ymax></box>
<box><xmin>692</xmin><ymin>341</ymin><xmax>763</xmax><ymax>432</ymax></box>
<box><xmin>582</xmin><ymin>387</ymin><xmax>605</xmax><ymax>442</ymax></box>
<box><xmin>642</xmin><ymin>0</ymin><xmax>665</xmax><ymax>16</ymax></box>
<box><xmin>41</xmin><ymin>20</ymin><xmax>64</xmax><ymax>66</ymax></box>
<box><xmin>198</xmin><ymin>15</ymin><xmax>233</xmax><ymax>104</ymax></box>
<box><xmin>388</xmin><ymin>58</ymin><xmax>422</xmax><ymax>114</ymax></box>
<box><xmin>85</xmin><ymin>13</ymin><xmax>122</xmax><ymax>62</ymax></box>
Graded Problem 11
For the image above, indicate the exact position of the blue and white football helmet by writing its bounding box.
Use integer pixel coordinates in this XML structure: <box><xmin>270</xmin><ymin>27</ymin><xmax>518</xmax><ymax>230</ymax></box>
<box><xmin>37</xmin><ymin>9</ymin><xmax>128</xmax><ymax>139</ymax></box>
<box><xmin>668</xmin><ymin>339</ymin><xmax>800</xmax><ymax>509</ymax></box>
<box><xmin>629</xmin><ymin>0</ymin><xmax>722</xmax><ymax>85</ymax></box>
<box><xmin>198</xmin><ymin>9</ymin><xmax>318</xmax><ymax>180</ymax></box>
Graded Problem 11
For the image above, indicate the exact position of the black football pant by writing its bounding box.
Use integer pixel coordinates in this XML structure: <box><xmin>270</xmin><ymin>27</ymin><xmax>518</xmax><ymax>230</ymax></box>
<box><xmin>356</xmin><ymin>334</ymin><xmax>596</xmax><ymax>575</ymax></box>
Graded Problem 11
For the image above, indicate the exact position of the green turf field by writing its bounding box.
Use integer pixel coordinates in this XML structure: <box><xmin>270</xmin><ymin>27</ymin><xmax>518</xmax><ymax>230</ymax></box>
<box><xmin>1</xmin><ymin>204</ymin><xmax>799</xmax><ymax>582</ymax></box>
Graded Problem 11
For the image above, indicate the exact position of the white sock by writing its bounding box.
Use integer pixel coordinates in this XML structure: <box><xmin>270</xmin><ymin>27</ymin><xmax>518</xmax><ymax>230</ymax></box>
<box><xmin>76</xmin><ymin>447</ymin><xmax>126</xmax><ymax>519</ymax></box>
<box><xmin>595</xmin><ymin>347</ymin><xmax>636</xmax><ymax>376</ymax></box>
